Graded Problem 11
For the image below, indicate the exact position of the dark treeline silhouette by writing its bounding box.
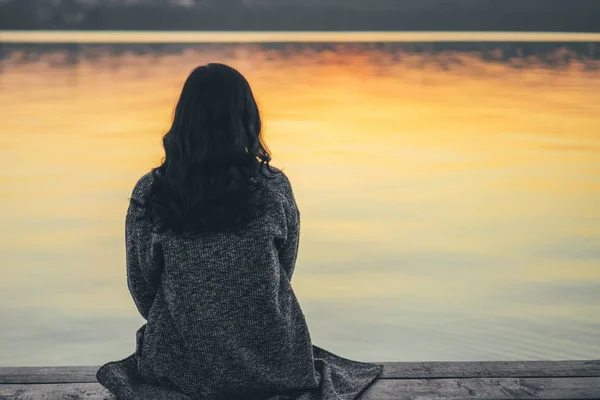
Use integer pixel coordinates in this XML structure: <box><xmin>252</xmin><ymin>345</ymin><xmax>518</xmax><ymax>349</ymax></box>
<box><xmin>2</xmin><ymin>42</ymin><xmax>598</xmax><ymax>70</ymax></box>
<box><xmin>1</xmin><ymin>0</ymin><xmax>599</xmax><ymax>32</ymax></box>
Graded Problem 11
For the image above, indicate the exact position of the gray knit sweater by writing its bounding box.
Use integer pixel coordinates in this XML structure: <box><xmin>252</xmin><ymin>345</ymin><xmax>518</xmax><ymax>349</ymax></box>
<box><xmin>96</xmin><ymin>167</ymin><xmax>383</xmax><ymax>400</ymax></box>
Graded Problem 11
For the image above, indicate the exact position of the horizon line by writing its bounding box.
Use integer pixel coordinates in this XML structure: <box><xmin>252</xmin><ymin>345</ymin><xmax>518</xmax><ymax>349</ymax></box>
<box><xmin>1</xmin><ymin>31</ymin><xmax>600</xmax><ymax>44</ymax></box>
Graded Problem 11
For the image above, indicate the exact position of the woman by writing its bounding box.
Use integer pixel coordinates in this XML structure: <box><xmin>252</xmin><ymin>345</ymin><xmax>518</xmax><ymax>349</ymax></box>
<box><xmin>97</xmin><ymin>63</ymin><xmax>383</xmax><ymax>400</ymax></box>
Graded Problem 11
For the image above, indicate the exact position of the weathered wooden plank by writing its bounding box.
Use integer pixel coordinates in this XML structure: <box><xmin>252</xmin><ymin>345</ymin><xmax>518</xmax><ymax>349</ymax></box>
<box><xmin>0</xmin><ymin>383</ymin><xmax>114</xmax><ymax>400</ymax></box>
<box><xmin>379</xmin><ymin>361</ymin><xmax>490</xmax><ymax>379</ymax></box>
<box><xmin>360</xmin><ymin>377</ymin><xmax>600</xmax><ymax>400</ymax></box>
<box><xmin>379</xmin><ymin>360</ymin><xmax>600</xmax><ymax>379</ymax></box>
<box><xmin>1</xmin><ymin>377</ymin><xmax>599</xmax><ymax>400</ymax></box>
<box><xmin>2</xmin><ymin>360</ymin><xmax>599</xmax><ymax>384</ymax></box>
<box><xmin>556</xmin><ymin>360</ymin><xmax>600</xmax><ymax>377</ymax></box>
<box><xmin>0</xmin><ymin>366</ymin><xmax>98</xmax><ymax>384</ymax></box>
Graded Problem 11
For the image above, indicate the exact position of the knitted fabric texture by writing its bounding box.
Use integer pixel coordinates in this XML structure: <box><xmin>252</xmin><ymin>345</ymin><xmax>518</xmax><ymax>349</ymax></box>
<box><xmin>97</xmin><ymin>168</ymin><xmax>383</xmax><ymax>400</ymax></box>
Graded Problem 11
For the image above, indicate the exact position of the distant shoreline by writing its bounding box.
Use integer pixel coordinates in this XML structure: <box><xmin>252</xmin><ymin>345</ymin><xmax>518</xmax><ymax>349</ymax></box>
<box><xmin>2</xmin><ymin>31</ymin><xmax>600</xmax><ymax>44</ymax></box>
<box><xmin>1</xmin><ymin>0</ymin><xmax>599</xmax><ymax>32</ymax></box>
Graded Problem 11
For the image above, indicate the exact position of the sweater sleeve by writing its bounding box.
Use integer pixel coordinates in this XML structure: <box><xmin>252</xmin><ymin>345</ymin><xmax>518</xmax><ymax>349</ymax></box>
<box><xmin>125</xmin><ymin>179</ymin><xmax>162</xmax><ymax>320</ymax></box>
<box><xmin>278</xmin><ymin>173</ymin><xmax>301</xmax><ymax>281</ymax></box>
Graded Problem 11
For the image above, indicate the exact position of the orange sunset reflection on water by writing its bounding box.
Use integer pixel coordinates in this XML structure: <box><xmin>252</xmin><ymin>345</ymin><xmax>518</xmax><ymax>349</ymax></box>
<box><xmin>0</xmin><ymin>44</ymin><xmax>599</xmax><ymax>365</ymax></box>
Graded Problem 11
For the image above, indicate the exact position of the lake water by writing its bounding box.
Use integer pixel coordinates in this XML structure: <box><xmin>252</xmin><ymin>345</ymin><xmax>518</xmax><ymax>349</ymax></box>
<box><xmin>1</xmin><ymin>35</ymin><xmax>599</xmax><ymax>366</ymax></box>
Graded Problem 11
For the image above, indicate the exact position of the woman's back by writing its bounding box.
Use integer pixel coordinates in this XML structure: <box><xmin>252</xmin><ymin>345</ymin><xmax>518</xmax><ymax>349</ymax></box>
<box><xmin>123</xmin><ymin>168</ymin><xmax>319</xmax><ymax>399</ymax></box>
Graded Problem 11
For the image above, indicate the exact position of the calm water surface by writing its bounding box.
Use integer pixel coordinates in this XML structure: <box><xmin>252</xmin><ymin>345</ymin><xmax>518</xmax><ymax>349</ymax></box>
<box><xmin>1</xmin><ymin>40</ymin><xmax>599</xmax><ymax>366</ymax></box>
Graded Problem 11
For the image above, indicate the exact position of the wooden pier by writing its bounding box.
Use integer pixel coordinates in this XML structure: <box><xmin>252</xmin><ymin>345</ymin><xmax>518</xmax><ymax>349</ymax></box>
<box><xmin>1</xmin><ymin>360</ymin><xmax>599</xmax><ymax>399</ymax></box>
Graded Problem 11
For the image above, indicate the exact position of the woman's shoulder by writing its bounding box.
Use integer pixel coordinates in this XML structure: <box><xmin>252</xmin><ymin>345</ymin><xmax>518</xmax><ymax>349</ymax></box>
<box><xmin>259</xmin><ymin>165</ymin><xmax>294</xmax><ymax>194</ymax></box>
<box><xmin>130</xmin><ymin>171</ymin><xmax>154</xmax><ymax>200</ymax></box>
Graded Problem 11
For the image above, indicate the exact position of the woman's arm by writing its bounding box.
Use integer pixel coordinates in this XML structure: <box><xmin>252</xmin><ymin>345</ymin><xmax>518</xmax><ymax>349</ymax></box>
<box><xmin>125</xmin><ymin>183</ymin><xmax>162</xmax><ymax>320</ymax></box>
<box><xmin>278</xmin><ymin>174</ymin><xmax>301</xmax><ymax>280</ymax></box>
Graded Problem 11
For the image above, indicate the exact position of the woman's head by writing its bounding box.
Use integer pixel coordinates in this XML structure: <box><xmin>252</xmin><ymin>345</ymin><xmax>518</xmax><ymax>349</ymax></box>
<box><xmin>166</xmin><ymin>63</ymin><xmax>269</xmax><ymax>166</ymax></box>
<box><xmin>140</xmin><ymin>63</ymin><xmax>273</xmax><ymax>233</ymax></box>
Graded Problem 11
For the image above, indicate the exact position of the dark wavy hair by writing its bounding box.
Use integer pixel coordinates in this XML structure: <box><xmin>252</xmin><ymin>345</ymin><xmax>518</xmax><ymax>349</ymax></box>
<box><xmin>136</xmin><ymin>63</ymin><xmax>274</xmax><ymax>233</ymax></box>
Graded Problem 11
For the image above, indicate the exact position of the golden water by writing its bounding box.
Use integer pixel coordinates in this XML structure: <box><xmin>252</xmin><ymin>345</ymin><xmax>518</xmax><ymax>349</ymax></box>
<box><xmin>1</xmin><ymin>44</ymin><xmax>599</xmax><ymax>365</ymax></box>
